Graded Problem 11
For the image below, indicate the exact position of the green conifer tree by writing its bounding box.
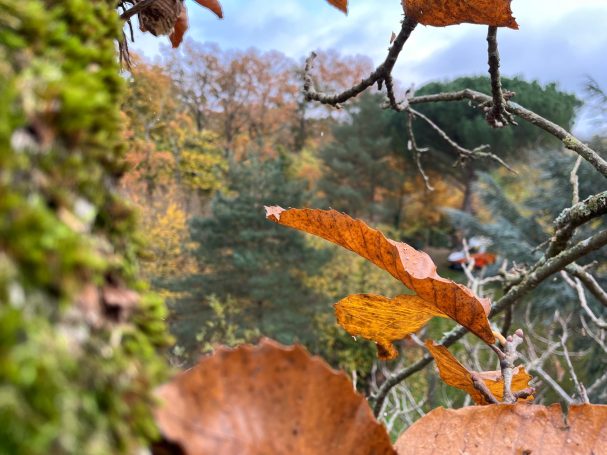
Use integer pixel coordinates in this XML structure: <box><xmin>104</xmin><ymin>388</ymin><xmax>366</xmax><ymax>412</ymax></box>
<box><xmin>410</xmin><ymin>76</ymin><xmax>582</xmax><ymax>212</ymax></box>
<box><xmin>317</xmin><ymin>93</ymin><xmax>405</xmax><ymax>223</ymax></box>
<box><xmin>168</xmin><ymin>155</ymin><xmax>327</xmax><ymax>359</ymax></box>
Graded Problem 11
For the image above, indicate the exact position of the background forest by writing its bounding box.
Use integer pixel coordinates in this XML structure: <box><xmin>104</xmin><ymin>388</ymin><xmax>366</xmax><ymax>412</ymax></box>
<box><xmin>2</xmin><ymin>1</ymin><xmax>606</xmax><ymax>452</ymax></box>
<box><xmin>122</xmin><ymin>40</ymin><xmax>606</xmax><ymax>434</ymax></box>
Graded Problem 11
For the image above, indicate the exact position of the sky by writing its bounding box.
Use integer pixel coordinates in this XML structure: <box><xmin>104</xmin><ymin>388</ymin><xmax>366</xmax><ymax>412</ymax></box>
<box><xmin>132</xmin><ymin>0</ymin><xmax>607</xmax><ymax>136</ymax></box>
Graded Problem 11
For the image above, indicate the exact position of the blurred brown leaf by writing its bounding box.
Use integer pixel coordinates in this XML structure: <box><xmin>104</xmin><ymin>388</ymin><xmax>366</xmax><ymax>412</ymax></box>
<box><xmin>404</xmin><ymin>0</ymin><xmax>518</xmax><ymax>29</ymax></box>
<box><xmin>169</xmin><ymin>6</ymin><xmax>188</xmax><ymax>48</ymax></box>
<box><xmin>425</xmin><ymin>341</ymin><xmax>533</xmax><ymax>404</ymax></box>
<box><xmin>327</xmin><ymin>0</ymin><xmax>348</xmax><ymax>13</ymax></box>
<box><xmin>335</xmin><ymin>294</ymin><xmax>447</xmax><ymax>359</ymax></box>
<box><xmin>394</xmin><ymin>404</ymin><xmax>607</xmax><ymax>454</ymax></box>
<box><xmin>265</xmin><ymin>207</ymin><xmax>495</xmax><ymax>355</ymax></box>
<box><xmin>154</xmin><ymin>339</ymin><xmax>395</xmax><ymax>455</ymax></box>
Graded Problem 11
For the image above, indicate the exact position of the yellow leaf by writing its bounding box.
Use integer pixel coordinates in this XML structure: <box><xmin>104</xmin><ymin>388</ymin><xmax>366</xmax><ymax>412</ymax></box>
<box><xmin>425</xmin><ymin>341</ymin><xmax>533</xmax><ymax>405</ymax></box>
<box><xmin>335</xmin><ymin>294</ymin><xmax>447</xmax><ymax>359</ymax></box>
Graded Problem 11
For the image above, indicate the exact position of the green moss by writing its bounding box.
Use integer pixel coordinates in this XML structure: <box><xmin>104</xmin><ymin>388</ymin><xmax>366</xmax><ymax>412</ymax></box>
<box><xmin>0</xmin><ymin>1</ymin><xmax>170</xmax><ymax>453</ymax></box>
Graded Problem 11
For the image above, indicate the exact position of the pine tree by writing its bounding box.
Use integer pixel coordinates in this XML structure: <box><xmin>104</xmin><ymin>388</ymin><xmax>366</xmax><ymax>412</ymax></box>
<box><xmin>412</xmin><ymin>76</ymin><xmax>581</xmax><ymax>212</ymax></box>
<box><xmin>168</xmin><ymin>154</ymin><xmax>327</xmax><ymax>358</ymax></box>
<box><xmin>317</xmin><ymin>93</ymin><xmax>405</xmax><ymax>223</ymax></box>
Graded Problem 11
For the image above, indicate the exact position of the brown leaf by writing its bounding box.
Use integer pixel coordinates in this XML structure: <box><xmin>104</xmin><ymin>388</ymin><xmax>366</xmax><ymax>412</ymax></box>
<box><xmin>193</xmin><ymin>0</ymin><xmax>223</xmax><ymax>18</ymax></box>
<box><xmin>404</xmin><ymin>0</ymin><xmax>518</xmax><ymax>29</ymax></box>
<box><xmin>394</xmin><ymin>403</ymin><xmax>607</xmax><ymax>455</ymax></box>
<box><xmin>138</xmin><ymin>0</ymin><xmax>182</xmax><ymax>36</ymax></box>
<box><xmin>326</xmin><ymin>0</ymin><xmax>348</xmax><ymax>13</ymax></box>
<box><xmin>335</xmin><ymin>294</ymin><xmax>447</xmax><ymax>360</ymax></box>
<box><xmin>169</xmin><ymin>6</ymin><xmax>188</xmax><ymax>48</ymax></box>
<box><xmin>265</xmin><ymin>207</ymin><xmax>495</xmax><ymax>348</ymax></box>
<box><xmin>425</xmin><ymin>341</ymin><xmax>533</xmax><ymax>404</ymax></box>
<box><xmin>154</xmin><ymin>339</ymin><xmax>395</xmax><ymax>455</ymax></box>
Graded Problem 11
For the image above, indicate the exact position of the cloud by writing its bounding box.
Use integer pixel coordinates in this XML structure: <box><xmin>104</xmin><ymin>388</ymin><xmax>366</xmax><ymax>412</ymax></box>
<box><xmin>129</xmin><ymin>0</ymin><xmax>607</xmax><ymax>136</ymax></box>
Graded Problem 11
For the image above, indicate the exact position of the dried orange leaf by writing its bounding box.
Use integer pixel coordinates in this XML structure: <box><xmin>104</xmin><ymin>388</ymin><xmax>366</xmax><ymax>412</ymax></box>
<box><xmin>425</xmin><ymin>341</ymin><xmax>533</xmax><ymax>404</ymax></box>
<box><xmin>155</xmin><ymin>339</ymin><xmax>395</xmax><ymax>455</ymax></box>
<box><xmin>169</xmin><ymin>6</ymin><xmax>188</xmax><ymax>48</ymax></box>
<box><xmin>265</xmin><ymin>207</ymin><xmax>495</xmax><ymax>345</ymax></box>
<box><xmin>335</xmin><ymin>294</ymin><xmax>447</xmax><ymax>360</ymax></box>
<box><xmin>327</xmin><ymin>0</ymin><xmax>348</xmax><ymax>13</ymax></box>
<box><xmin>193</xmin><ymin>0</ymin><xmax>223</xmax><ymax>18</ymax></box>
<box><xmin>395</xmin><ymin>404</ymin><xmax>607</xmax><ymax>455</ymax></box>
<box><xmin>404</xmin><ymin>0</ymin><xmax>518</xmax><ymax>29</ymax></box>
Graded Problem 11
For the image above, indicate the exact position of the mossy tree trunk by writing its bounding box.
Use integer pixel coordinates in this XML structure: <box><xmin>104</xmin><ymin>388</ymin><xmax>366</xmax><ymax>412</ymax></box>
<box><xmin>0</xmin><ymin>2</ymin><xmax>170</xmax><ymax>453</ymax></box>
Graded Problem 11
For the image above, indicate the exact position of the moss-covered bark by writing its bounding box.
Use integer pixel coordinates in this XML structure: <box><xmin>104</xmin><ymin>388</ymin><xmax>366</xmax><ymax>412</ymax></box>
<box><xmin>0</xmin><ymin>1</ymin><xmax>170</xmax><ymax>453</ymax></box>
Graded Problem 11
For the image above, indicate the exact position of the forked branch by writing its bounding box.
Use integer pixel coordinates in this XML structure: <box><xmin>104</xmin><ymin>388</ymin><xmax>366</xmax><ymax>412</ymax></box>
<box><xmin>303</xmin><ymin>16</ymin><xmax>418</xmax><ymax>107</ymax></box>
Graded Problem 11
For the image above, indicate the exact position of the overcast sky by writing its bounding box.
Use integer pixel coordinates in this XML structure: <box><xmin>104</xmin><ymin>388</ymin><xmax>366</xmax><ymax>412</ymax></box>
<box><xmin>133</xmin><ymin>0</ymin><xmax>607</xmax><ymax>136</ymax></box>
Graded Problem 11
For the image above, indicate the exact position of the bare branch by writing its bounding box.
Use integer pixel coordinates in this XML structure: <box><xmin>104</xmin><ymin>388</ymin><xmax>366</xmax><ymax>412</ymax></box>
<box><xmin>570</xmin><ymin>155</ymin><xmax>583</xmax><ymax>205</ymax></box>
<box><xmin>546</xmin><ymin>190</ymin><xmax>607</xmax><ymax>258</ymax></box>
<box><xmin>560</xmin><ymin>339</ymin><xmax>589</xmax><ymax>403</ymax></box>
<box><xmin>485</xmin><ymin>26</ymin><xmax>515</xmax><ymax>128</ymax></box>
<box><xmin>562</xmin><ymin>272</ymin><xmax>607</xmax><ymax>329</ymax></box>
<box><xmin>303</xmin><ymin>17</ymin><xmax>418</xmax><ymax>106</ymax></box>
<box><xmin>408</xmin><ymin>90</ymin><xmax>607</xmax><ymax>177</ymax></box>
<box><xmin>120</xmin><ymin>0</ymin><xmax>158</xmax><ymax>21</ymax></box>
<box><xmin>407</xmin><ymin>107</ymin><xmax>515</xmax><ymax>172</ymax></box>
<box><xmin>405</xmin><ymin>111</ymin><xmax>434</xmax><ymax>191</ymax></box>
<box><xmin>372</xmin><ymin>228</ymin><xmax>607</xmax><ymax>415</ymax></box>
<box><xmin>568</xmin><ymin>263</ymin><xmax>607</xmax><ymax>309</ymax></box>
<box><xmin>500</xmin><ymin>329</ymin><xmax>525</xmax><ymax>403</ymax></box>
<box><xmin>470</xmin><ymin>372</ymin><xmax>499</xmax><ymax>404</ymax></box>
<box><xmin>586</xmin><ymin>370</ymin><xmax>607</xmax><ymax>398</ymax></box>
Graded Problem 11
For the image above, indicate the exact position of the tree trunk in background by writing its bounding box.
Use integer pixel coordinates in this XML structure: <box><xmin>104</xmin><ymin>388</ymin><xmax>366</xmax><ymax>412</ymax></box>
<box><xmin>461</xmin><ymin>164</ymin><xmax>477</xmax><ymax>214</ymax></box>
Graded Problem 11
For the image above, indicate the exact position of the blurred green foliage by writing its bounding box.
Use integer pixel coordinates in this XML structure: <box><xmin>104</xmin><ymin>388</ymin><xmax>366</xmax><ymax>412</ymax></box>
<box><xmin>0</xmin><ymin>1</ymin><xmax>170</xmax><ymax>453</ymax></box>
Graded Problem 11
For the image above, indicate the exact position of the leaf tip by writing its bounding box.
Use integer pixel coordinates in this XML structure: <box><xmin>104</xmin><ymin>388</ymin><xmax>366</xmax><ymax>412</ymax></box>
<box><xmin>376</xmin><ymin>340</ymin><xmax>398</xmax><ymax>360</ymax></box>
<box><xmin>265</xmin><ymin>205</ymin><xmax>284</xmax><ymax>221</ymax></box>
<box><xmin>327</xmin><ymin>0</ymin><xmax>348</xmax><ymax>14</ymax></box>
<box><xmin>194</xmin><ymin>0</ymin><xmax>224</xmax><ymax>19</ymax></box>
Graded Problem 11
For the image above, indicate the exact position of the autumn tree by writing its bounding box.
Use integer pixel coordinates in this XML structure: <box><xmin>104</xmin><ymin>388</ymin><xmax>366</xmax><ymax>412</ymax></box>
<box><xmin>164</xmin><ymin>42</ymin><xmax>300</xmax><ymax>155</ymax></box>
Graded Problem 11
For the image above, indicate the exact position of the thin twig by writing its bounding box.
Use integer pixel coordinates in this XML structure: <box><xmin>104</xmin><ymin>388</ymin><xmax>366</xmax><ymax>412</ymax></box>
<box><xmin>470</xmin><ymin>372</ymin><xmax>499</xmax><ymax>404</ymax></box>
<box><xmin>558</xmin><ymin>318</ymin><xmax>590</xmax><ymax>404</ymax></box>
<box><xmin>407</xmin><ymin>107</ymin><xmax>515</xmax><ymax>173</ymax></box>
<box><xmin>405</xmin><ymin>111</ymin><xmax>434</xmax><ymax>191</ymax></box>
<box><xmin>562</xmin><ymin>272</ymin><xmax>607</xmax><ymax>329</ymax></box>
<box><xmin>303</xmin><ymin>17</ymin><xmax>418</xmax><ymax>106</ymax></box>
<box><xmin>586</xmin><ymin>370</ymin><xmax>607</xmax><ymax>398</ymax></box>
<box><xmin>570</xmin><ymin>155</ymin><xmax>583</xmax><ymax>205</ymax></box>
<box><xmin>120</xmin><ymin>0</ymin><xmax>158</xmax><ymax>21</ymax></box>
<box><xmin>408</xmin><ymin>90</ymin><xmax>607</xmax><ymax>177</ymax></box>
<box><xmin>568</xmin><ymin>263</ymin><xmax>607</xmax><ymax>309</ymax></box>
<box><xmin>372</xmin><ymin>228</ymin><xmax>607</xmax><ymax>415</ymax></box>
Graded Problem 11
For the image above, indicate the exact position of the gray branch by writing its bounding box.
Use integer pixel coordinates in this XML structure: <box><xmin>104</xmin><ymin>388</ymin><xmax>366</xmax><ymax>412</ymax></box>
<box><xmin>303</xmin><ymin>17</ymin><xmax>418</xmax><ymax>106</ymax></box>
<box><xmin>408</xmin><ymin>90</ymin><xmax>607</xmax><ymax>177</ymax></box>
<box><xmin>372</xmin><ymin>228</ymin><xmax>607</xmax><ymax>415</ymax></box>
